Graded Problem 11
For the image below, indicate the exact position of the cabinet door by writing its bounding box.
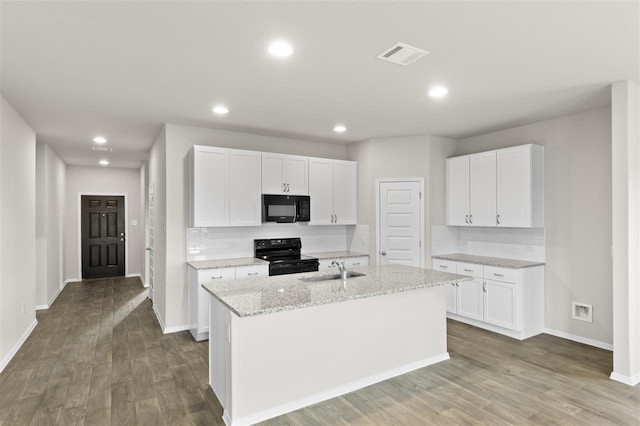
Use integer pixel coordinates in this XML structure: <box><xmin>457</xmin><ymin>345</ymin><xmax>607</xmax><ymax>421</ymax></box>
<box><xmin>445</xmin><ymin>156</ymin><xmax>470</xmax><ymax>226</ymax></box>
<box><xmin>457</xmin><ymin>278</ymin><xmax>484</xmax><ymax>321</ymax></box>
<box><xmin>190</xmin><ymin>147</ymin><xmax>228</xmax><ymax>227</ymax></box>
<box><xmin>445</xmin><ymin>282</ymin><xmax>458</xmax><ymax>314</ymax></box>
<box><xmin>333</xmin><ymin>161</ymin><xmax>357</xmax><ymax>224</ymax></box>
<box><xmin>308</xmin><ymin>158</ymin><xmax>334</xmax><ymax>224</ymax></box>
<box><xmin>285</xmin><ymin>155</ymin><xmax>309</xmax><ymax>195</ymax></box>
<box><xmin>262</xmin><ymin>153</ymin><xmax>286</xmax><ymax>194</ymax></box>
<box><xmin>229</xmin><ymin>150</ymin><xmax>262</xmax><ymax>226</ymax></box>
<box><xmin>484</xmin><ymin>279</ymin><xmax>518</xmax><ymax>330</ymax></box>
<box><xmin>469</xmin><ymin>151</ymin><xmax>497</xmax><ymax>226</ymax></box>
<box><xmin>497</xmin><ymin>145</ymin><xmax>532</xmax><ymax>227</ymax></box>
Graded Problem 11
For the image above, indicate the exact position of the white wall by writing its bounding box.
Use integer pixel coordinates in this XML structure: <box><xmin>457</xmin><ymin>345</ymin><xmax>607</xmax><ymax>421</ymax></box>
<box><xmin>0</xmin><ymin>95</ymin><xmax>37</xmax><ymax>373</ymax></box>
<box><xmin>456</xmin><ymin>107</ymin><xmax>613</xmax><ymax>346</ymax></box>
<box><xmin>152</xmin><ymin>124</ymin><xmax>348</xmax><ymax>331</ymax></box>
<box><xmin>148</xmin><ymin>128</ymin><xmax>167</xmax><ymax>326</ymax></box>
<box><xmin>64</xmin><ymin>166</ymin><xmax>145</xmax><ymax>281</ymax></box>
<box><xmin>35</xmin><ymin>144</ymin><xmax>66</xmax><ymax>309</ymax></box>
<box><xmin>610</xmin><ymin>80</ymin><xmax>640</xmax><ymax>385</ymax></box>
<box><xmin>347</xmin><ymin>135</ymin><xmax>456</xmax><ymax>266</ymax></box>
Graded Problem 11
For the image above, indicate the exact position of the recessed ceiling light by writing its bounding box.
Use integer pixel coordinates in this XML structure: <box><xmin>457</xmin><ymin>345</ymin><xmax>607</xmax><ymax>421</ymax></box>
<box><xmin>268</xmin><ymin>41</ymin><xmax>293</xmax><ymax>57</ymax></box>
<box><xmin>429</xmin><ymin>86</ymin><xmax>448</xmax><ymax>98</ymax></box>
<box><xmin>93</xmin><ymin>136</ymin><xmax>107</xmax><ymax>144</ymax></box>
<box><xmin>333</xmin><ymin>125</ymin><xmax>347</xmax><ymax>133</ymax></box>
<box><xmin>99</xmin><ymin>159</ymin><xmax>109</xmax><ymax>166</ymax></box>
<box><xmin>212</xmin><ymin>105</ymin><xmax>229</xmax><ymax>115</ymax></box>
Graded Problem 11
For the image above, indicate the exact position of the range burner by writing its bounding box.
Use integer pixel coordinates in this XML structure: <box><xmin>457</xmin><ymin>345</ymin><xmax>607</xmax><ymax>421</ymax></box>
<box><xmin>254</xmin><ymin>238</ymin><xmax>319</xmax><ymax>276</ymax></box>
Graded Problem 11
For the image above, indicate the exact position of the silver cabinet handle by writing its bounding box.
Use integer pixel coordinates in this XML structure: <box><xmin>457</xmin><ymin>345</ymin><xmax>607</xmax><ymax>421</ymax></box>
<box><xmin>469</xmin><ymin>215</ymin><xmax>473</xmax><ymax>224</ymax></box>
<box><xmin>287</xmin><ymin>183</ymin><xmax>290</xmax><ymax>192</ymax></box>
<box><xmin>334</xmin><ymin>214</ymin><xmax>338</xmax><ymax>223</ymax></box>
<box><xmin>381</xmin><ymin>251</ymin><xmax>387</xmax><ymax>256</ymax></box>
<box><xmin>211</xmin><ymin>275</ymin><xmax>223</xmax><ymax>280</ymax></box>
<box><xmin>352</xmin><ymin>262</ymin><xmax>360</xmax><ymax>266</ymax></box>
<box><xmin>247</xmin><ymin>272</ymin><xmax>258</xmax><ymax>276</ymax></box>
<box><xmin>456</xmin><ymin>282</ymin><xmax>459</xmax><ymax>287</ymax></box>
<box><xmin>465</xmin><ymin>215</ymin><xmax>469</xmax><ymax>224</ymax></box>
<box><xmin>439</xmin><ymin>264</ymin><xmax>448</xmax><ymax>269</ymax></box>
<box><xmin>494</xmin><ymin>273</ymin><xmax>504</xmax><ymax>277</ymax></box>
<box><xmin>496</xmin><ymin>214</ymin><xmax>501</xmax><ymax>225</ymax></box>
<box><xmin>483</xmin><ymin>282</ymin><xmax>487</xmax><ymax>292</ymax></box>
<box><xmin>464</xmin><ymin>268</ymin><xmax>473</xmax><ymax>272</ymax></box>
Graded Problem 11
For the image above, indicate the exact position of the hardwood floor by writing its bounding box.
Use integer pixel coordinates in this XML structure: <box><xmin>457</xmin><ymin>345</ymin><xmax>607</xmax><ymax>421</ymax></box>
<box><xmin>0</xmin><ymin>277</ymin><xmax>638</xmax><ymax>425</ymax></box>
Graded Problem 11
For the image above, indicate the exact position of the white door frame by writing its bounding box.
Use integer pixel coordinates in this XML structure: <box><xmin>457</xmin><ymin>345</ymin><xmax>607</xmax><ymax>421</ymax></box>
<box><xmin>375</xmin><ymin>178</ymin><xmax>425</xmax><ymax>267</ymax></box>
<box><xmin>77</xmin><ymin>192</ymin><xmax>129</xmax><ymax>280</ymax></box>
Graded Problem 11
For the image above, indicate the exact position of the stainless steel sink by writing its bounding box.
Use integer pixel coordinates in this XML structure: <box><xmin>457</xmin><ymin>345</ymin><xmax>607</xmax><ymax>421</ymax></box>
<box><xmin>299</xmin><ymin>271</ymin><xmax>366</xmax><ymax>282</ymax></box>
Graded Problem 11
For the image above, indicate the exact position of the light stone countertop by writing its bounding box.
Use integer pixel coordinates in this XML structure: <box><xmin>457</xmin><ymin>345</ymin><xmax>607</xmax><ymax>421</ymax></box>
<box><xmin>202</xmin><ymin>264</ymin><xmax>469</xmax><ymax>318</ymax></box>
<box><xmin>187</xmin><ymin>257</ymin><xmax>268</xmax><ymax>270</ymax></box>
<box><xmin>305</xmin><ymin>251</ymin><xmax>368</xmax><ymax>260</ymax></box>
<box><xmin>432</xmin><ymin>253</ymin><xmax>545</xmax><ymax>269</ymax></box>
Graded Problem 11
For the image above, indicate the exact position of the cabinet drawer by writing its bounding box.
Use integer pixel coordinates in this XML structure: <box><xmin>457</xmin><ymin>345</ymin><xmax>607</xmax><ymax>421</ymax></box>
<box><xmin>235</xmin><ymin>265</ymin><xmax>268</xmax><ymax>280</ymax></box>
<box><xmin>456</xmin><ymin>262</ymin><xmax>483</xmax><ymax>278</ymax></box>
<box><xmin>484</xmin><ymin>266</ymin><xmax>517</xmax><ymax>283</ymax></box>
<box><xmin>345</xmin><ymin>256</ymin><xmax>368</xmax><ymax>268</ymax></box>
<box><xmin>432</xmin><ymin>259</ymin><xmax>456</xmax><ymax>273</ymax></box>
<box><xmin>198</xmin><ymin>268</ymin><xmax>235</xmax><ymax>283</ymax></box>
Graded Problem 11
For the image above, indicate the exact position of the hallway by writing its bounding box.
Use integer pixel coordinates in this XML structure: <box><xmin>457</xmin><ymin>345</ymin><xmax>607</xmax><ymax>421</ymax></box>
<box><xmin>0</xmin><ymin>278</ymin><xmax>219</xmax><ymax>425</ymax></box>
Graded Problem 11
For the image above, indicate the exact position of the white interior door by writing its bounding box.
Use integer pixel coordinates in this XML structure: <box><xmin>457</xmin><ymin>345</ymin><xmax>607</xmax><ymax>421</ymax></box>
<box><xmin>378</xmin><ymin>180</ymin><xmax>423</xmax><ymax>267</ymax></box>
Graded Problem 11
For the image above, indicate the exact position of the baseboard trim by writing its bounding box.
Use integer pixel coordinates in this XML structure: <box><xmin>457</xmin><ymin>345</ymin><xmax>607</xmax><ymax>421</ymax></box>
<box><xmin>610</xmin><ymin>371</ymin><xmax>640</xmax><ymax>386</ymax></box>
<box><xmin>151</xmin><ymin>304</ymin><xmax>189</xmax><ymax>334</ymax></box>
<box><xmin>36</xmin><ymin>279</ymin><xmax>70</xmax><ymax>311</ymax></box>
<box><xmin>0</xmin><ymin>318</ymin><xmax>38</xmax><ymax>374</ymax></box>
<box><xmin>543</xmin><ymin>328</ymin><xmax>613</xmax><ymax>351</ymax></box>
<box><xmin>152</xmin><ymin>303</ymin><xmax>166</xmax><ymax>332</ymax></box>
<box><xmin>228</xmin><ymin>352</ymin><xmax>450</xmax><ymax>426</ymax></box>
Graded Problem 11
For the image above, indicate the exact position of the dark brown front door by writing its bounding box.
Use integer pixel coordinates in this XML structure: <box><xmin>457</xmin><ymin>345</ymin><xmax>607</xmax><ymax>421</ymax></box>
<box><xmin>81</xmin><ymin>195</ymin><xmax>125</xmax><ymax>279</ymax></box>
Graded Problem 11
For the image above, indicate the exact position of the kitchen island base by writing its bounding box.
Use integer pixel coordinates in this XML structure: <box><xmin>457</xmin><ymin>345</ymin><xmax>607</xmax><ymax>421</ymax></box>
<box><xmin>209</xmin><ymin>284</ymin><xmax>448</xmax><ymax>426</ymax></box>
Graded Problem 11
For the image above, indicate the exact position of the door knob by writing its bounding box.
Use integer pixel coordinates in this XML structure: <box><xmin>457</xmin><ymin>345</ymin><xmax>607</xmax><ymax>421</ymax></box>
<box><xmin>381</xmin><ymin>251</ymin><xmax>387</xmax><ymax>256</ymax></box>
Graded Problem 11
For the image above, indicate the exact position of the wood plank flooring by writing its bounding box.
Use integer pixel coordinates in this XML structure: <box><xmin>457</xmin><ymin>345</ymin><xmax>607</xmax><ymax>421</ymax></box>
<box><xmin>0</xmin><ymin>276</ymin><xmax>638</xmax><ymax>425</ymax></box>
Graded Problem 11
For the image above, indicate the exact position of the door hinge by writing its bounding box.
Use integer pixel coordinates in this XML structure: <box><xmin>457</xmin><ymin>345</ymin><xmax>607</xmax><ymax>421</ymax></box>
<box><xmin>419</xmin><ymin>191</ymin><xmax>422</xmax><ymax>200</ymax></box>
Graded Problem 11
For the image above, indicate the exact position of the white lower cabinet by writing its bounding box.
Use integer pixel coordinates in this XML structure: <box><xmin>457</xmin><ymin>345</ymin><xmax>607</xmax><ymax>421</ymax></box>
<box><xmin>432</xmin><ymin>257</ymin><xmax>544</xmax><ymax>340</ymax></box>
<box><xmin>318</xmin><ymin>255</ymin><xmax>369</xmax><ymax>272</ymax></box>
<box><xmin>188</xmin><ymin>264</ymin><xmax>268</xmax><ymax>341</ymax></box>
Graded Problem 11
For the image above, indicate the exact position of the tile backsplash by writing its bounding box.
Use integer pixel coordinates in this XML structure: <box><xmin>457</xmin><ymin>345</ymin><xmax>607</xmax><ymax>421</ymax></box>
<box><xmin>187</xmin><ymin>224</ymin><xmax>369</xmax><ymax>261</ymax></box>
<box><xmin>431</xmin><ymin>225</ymin><xmax>545</xmax><ymax>262</ymax></box>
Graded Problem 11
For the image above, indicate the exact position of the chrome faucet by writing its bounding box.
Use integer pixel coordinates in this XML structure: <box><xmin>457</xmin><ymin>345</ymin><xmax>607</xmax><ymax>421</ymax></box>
<box><xmin>331</xmin><ymin>259</ymin><xmax>348</xmax><ymax>280</ymax></box>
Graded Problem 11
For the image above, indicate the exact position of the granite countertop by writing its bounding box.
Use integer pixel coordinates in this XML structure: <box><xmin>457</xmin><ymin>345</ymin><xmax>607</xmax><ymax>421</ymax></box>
<box><xmin>305</xmin><ymin>251</ymin><xmax>368</xmax><ymax>260</ymax></box>
<box><xmin>202</xmin><ymin>264</ymin><xmax>468</xmax><ymax>318</ymax></box>
<box><xmin>432</xmin><ymin>253</ymin><xmax>545</xmax><ymax>269</ymax></box>
<box><xmin>187</xmin><ymin>257</ymin><xmax>268</xmax><ymax>270</ymax></box>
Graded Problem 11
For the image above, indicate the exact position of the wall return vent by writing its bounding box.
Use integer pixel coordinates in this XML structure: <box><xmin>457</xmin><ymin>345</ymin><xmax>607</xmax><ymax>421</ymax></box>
<box><xmin>377</xmin><ymin>42</ymin><xmax>428</xmax><ymax>66</ymax></box>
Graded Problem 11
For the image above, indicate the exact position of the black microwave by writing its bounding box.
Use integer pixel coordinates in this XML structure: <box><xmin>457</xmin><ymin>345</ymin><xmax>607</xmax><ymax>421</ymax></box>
<box><xmin>262</xmin><ymin>194</ymin><xmax>311</xmax><ymax>223</ymax></box>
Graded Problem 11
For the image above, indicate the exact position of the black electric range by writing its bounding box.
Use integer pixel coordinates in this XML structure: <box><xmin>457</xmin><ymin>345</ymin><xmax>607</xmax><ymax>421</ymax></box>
<box><xmin>254</xmin><ymin>238</ymin><xmax>319</xmax><ymax>276</ymax></box>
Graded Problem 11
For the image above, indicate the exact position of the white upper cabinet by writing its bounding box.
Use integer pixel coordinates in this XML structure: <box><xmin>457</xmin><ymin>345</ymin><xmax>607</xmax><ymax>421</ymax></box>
<box><xmin>445</xmin><ymin>155</ymin><xmax>470</xmax><ymax>226</ymax></box>
<box><xmin>469</xmin><ymin>151</ymin><xmax>497</xmax><ymax>226</ymax></box>
<box><xmin>445</xmin><ymin>144</ymin><xmax>543</xmax><ymax>228</ymax></box>
<box><xmin>262</xmin><ymin>153</ymin><xmax>308</xmax><ymax>195</ymax></box>
<box><xmin>496</xmin><ymin>144</ymin><xmax>544</xmax><ymax>228</ymax></box>
<box><xmin>308</xmin><ymin>158</ymin><xmax>357</xmax><ymax>225</ymax></box>
<box><xmin>189</xmin><ymin>146</ymin><xmax>261</xmax><ymax>227</ymax></box>
<box><xmin>189</xmin><ymin>146</ymin><xmax>229</xmax><ymax>227</ymax></box>
<box><xmin>228</xmin><ymin>150</ymin><xmax>262</xmax><ymax>226</ymax></box>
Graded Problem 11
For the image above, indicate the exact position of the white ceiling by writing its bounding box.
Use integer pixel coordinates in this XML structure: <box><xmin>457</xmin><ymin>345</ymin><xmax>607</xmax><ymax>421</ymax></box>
<box><xmin>1</xmin><ymin>1</ymin><xmax>638</xmax><ymax>169</ymax></box>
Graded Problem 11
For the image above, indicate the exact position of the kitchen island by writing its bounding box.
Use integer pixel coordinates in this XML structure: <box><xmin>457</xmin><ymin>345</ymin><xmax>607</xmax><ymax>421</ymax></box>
<box><xmin>202</xmin><ymin>264</ymin><xmax>467</xmax><ymax>426</ymax></box>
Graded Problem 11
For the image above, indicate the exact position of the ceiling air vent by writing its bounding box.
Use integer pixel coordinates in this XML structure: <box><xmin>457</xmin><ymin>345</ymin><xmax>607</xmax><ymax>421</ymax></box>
<box><xmin>92</xmin><ymin>147</ymin><xmax>113</xmax><ymax>152</ymax></box>
<box><xmin>377</xmin><ymin>42</ymin><xmax>428</xmax><ymax>66</ymax></box>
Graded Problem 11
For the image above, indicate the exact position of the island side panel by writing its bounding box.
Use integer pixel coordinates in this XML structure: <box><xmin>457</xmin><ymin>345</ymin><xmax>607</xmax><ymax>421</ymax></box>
<box><xmin>209</xmin><ymin>295</ymin><xmax>231</xmax><ymax>411</ymax></box>
<box><xmin>229</xmin><ymin>285</ymin><xmax>448</xmax><ymax>425</ymax></box>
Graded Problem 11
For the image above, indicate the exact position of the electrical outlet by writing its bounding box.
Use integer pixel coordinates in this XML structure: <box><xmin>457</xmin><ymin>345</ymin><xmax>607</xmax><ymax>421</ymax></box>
<box><xmin>572</xmin><ymin>302</ymin><xmax>593</xmax><ymax>322</ymax></box>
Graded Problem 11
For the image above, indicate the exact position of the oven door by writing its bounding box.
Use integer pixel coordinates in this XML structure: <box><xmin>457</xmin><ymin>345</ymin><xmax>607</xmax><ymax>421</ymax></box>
<box><xmin>269</xmin><ymin>260</ymin><xmax>319</xmax><ymax>276</ymax></box>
